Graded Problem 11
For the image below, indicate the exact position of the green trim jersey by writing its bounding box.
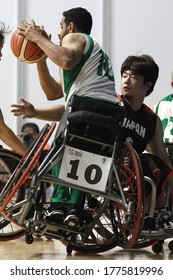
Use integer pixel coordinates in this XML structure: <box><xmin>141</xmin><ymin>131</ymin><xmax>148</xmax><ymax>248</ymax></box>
<box><xmin>154</xmin><ymin>94</ymin><xmax>173</xmax><ymax>143</ymax></box>
<box><xmin>59</xmin><ymin>33</ymin><xmax>118</xmax><ymax>105</ymax></box>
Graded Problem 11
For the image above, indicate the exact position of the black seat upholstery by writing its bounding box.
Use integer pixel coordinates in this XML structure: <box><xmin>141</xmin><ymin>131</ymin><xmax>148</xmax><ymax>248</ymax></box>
<box><xmin>67</xmin><ymin>95</ymin><xmax>125</xmax><ymax>145</ymax></box>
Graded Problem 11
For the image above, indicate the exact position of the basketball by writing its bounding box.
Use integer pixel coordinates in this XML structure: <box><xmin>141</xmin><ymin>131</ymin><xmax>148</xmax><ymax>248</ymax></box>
<box><xmin>10</xmin><ymin>29</ymin><xmax>48</xmax><ymax>63</ymax></box>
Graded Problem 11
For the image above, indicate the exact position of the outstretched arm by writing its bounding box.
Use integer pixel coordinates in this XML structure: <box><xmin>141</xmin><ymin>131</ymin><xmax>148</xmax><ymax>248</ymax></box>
<box><xmin>11</xmin><ymin>97</ymin><xmax>65</xmax><ymax>122</ymax></box>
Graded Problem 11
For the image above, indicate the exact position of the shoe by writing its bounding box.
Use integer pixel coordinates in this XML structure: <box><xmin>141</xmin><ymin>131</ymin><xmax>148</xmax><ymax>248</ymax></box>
<box><xmin>158</xmin><ymin>208</ymin><xmax>173</xmax><ymax>230</ymax></box>
<box><xmin>43</xmin><ymin>209</ymin><xmax>65</xmax><ymax>223</ymax></box>
<box><xmin>63</xmin><ymin>209</ymin><xmax>79</xmax><ymax>229</ymax></box>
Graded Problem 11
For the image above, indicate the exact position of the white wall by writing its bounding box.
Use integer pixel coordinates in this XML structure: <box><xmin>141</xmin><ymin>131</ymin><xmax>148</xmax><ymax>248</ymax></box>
<box><xmin>0</xmin><ymin>0</ymin><xmax>173</xmax><ymax>147</ymax></box>
<box><xmin>110</xmin><ymin>0</ymin><xmax>173</xmax><ymax>106</ymax></box>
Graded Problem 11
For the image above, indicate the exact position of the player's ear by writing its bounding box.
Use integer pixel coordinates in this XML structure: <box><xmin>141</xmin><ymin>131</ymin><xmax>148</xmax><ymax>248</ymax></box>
<box><xmin>145</xmin><ymin>81</ymin><xmax>152</xmax><ymax>90</ymax></box>
<box><xmin>68</xmin><ymin>22</ymin><xmax>75</xmax><ymax>33</ymax></box>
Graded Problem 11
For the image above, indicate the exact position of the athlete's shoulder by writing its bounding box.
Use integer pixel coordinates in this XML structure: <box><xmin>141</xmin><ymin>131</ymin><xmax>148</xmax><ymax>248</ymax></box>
<box><xmin>143</xmin><ymin>103</ymin><xmax>157</xmax><ymax>117</ymax></box>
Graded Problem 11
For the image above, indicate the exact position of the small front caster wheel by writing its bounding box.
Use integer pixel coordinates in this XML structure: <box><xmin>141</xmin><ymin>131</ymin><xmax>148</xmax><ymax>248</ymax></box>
<box><xmin>168</xmin><ymin>240</ymin><xmax>173</xmax><ymax>252</ymax></box>
<box><xmin>25</xmin><ymin>234</ymin><xmax>34</xmax><ymax>244</ymax></box>
<box><xmin>152</xmin><ymin>241</ymin><xmax>163</xmax><ymax>254</ymax></box>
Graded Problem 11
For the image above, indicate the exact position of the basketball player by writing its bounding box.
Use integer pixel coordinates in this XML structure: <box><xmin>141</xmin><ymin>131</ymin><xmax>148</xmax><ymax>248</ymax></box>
<box><xmin>0</xmin><ymin>21</ymin><xmax>26</xmax><ymax>155</ymax></box>
<box><xmin>11</xmin><ymin>54</ymin><xmax>173</xmax><ymax>230</ymax></box>
<box><xmin>11</xmin><ymin>7</ymin><xmax>119</xmax><ymax>228</ymax></box>
<box><xmin>118</xmin><ymin>55</ymin><xmax>173</xmax><ymax>225</ymax></box>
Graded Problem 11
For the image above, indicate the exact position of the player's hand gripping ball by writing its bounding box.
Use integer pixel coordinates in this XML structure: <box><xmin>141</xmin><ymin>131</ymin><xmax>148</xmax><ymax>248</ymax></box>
<box><xmin>10</xmin><ymin>29</ymin><xmax>48</xmax><ymax>63</ymax></box>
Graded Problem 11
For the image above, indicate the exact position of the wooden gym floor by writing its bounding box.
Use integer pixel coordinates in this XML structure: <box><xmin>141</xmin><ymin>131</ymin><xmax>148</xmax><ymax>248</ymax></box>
<box><xmin>0</xmin><ymin>188</ymin><xmax>172</xmax><ymax>261</ymax></box>
<box><xmin>0</xmin><ymin>236</ymin><xmax>173</xmax><ymax>260</ymax></box>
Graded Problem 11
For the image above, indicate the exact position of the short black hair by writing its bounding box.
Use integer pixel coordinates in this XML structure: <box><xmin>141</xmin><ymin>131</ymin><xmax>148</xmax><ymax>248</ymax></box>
<box><xmin>63</xmin><ymin>7</ymin><xmax>93</xmax><ymax>35</ymax></box>
<box><xmin>121</xmin><ymin>54</ymin><xmax>159</xmax><ymax>96</ymax></box>
<box><xmin>0</xmin><ymin>22</ymin><xmax>11</xmax><ymax>44</ymax></box>
<box><xmin>21</xmin><ymin>122</ymin><xmax>40</xmax><ymax>134</ymax></box>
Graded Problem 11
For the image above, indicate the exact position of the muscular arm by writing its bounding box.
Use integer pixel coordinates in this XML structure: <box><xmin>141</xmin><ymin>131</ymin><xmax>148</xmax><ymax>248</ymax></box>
<box><xmin>33</xmin><ymin>104</ymin><xmax>65</xmax><ymax>121</ymax></box>
<box><xmin>18</xmin><ymin>21</ymin><xmax>86</xmax><ymax>100</ymax></box>
<box><xmin>146</xmin><ymin>116</ymin><xmax>173</xmax><ymax>169</ymax></box>
<box><xmin>36</xmin><ymin>59</ymin><xmax>63</xmax><ymax>100</ymax></box>
<box><xmin>35</xmin><ymin>32</ymin><xmax>86</xmax><ymax>69</ymax></box>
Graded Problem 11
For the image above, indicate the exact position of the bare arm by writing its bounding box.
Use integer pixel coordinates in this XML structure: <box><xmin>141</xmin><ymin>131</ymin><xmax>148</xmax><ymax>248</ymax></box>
<box><xmin>34</xmin><ymin>105</ymin><xmax>65</xmax><ymax>121</ymax></box>
<box><xmin>146</xmin><ymin>116</ymin><xmax>173</xmax><ymax>169</ymax></box>
<box><xmin>11</xmin><ymin>98</ymin><xmax>65</xmax><ymax>122</ymax></box>
<box><xmin>0</xmin><ymin>110</ymin><xmax>27</xmax><ymax>155</ymax></box>
<box><xmin>36</xmin><ymin>60</ymin><xmax>63</xmax><ymax>100</ymax></box>
<box><xmin>18</xmin><ymin>20</ymin><xmax>86</xmax><ymax>69</ymax></box>
<box><xmin>18</xmin><ymin>20</ymin><xmax>86</xmax><ymax>101</ymax></box>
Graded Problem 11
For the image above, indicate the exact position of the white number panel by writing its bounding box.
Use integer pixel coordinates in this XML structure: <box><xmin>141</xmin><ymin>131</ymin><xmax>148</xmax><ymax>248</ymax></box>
<box><xmin>59</xmin><ymin>145</ymin><xmax>112</xmax><ymax>192</ymax></box>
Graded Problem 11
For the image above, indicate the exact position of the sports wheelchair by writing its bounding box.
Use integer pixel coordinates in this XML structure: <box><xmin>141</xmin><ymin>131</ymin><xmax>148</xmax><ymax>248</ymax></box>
<box><xmin>0</xmin><ymin>95</ymin><xmax>173</xmax><ymax>255</ymax></box>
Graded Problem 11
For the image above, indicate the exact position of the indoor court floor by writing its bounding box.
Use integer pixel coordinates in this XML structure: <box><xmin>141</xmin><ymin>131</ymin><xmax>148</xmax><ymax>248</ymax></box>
<box><xmin>0</xmin><ymin>236</ymin><xmax>173</xmax><ymax>260</ymax></box>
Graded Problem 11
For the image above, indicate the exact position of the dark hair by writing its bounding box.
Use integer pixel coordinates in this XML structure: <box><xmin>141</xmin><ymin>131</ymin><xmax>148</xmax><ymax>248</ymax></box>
<box><xmin>0</xmin><ymin>22</ymin><xmax>11</xmax><ymax>44</ymax></box>
<box><xmin>63</xmin><ymin>7</ymin><xmax>92</xmax><ymax>35</ymax></box>
<box><xmin>21</xmin><ymin>122</ymin><xmax>40</xmax><ymax>134</ymax></box>
<box><xmin>121</xmin><ymin>55</ymin><xmax>159</xmax><ymax>96</ymax></box>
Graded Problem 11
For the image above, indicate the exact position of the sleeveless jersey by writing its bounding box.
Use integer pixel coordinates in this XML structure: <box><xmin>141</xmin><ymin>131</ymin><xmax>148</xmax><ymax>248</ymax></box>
<box><xmin>117</xmin><ymin>95</ymin><xmax>157</xmax><ymax>153</ymax></box>
<box><xmin>154</xmin><ymin>94</ymin><xmax>173</xmax><ymax>143</ymax></box>
<box><xmin>59</xmin><ymin>34</ymin><xmax>118</xmax><ymax>105</ymax></box>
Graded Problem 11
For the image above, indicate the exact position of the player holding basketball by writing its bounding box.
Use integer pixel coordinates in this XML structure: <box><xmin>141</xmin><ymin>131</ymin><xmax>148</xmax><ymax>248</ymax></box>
<box><xmin>12</xmin><ymin>7</ymin><xmax>119</xmax><ymax>228</ymax></box>
<box><xmin>13</xmin><ymin>10</ymin><xmax>172</xmax><ymax>230</ymax></box>
<box><xmin>0</xmin><ymin>22</ymin><xmax>26</xmax><ymax>155</ymax></box>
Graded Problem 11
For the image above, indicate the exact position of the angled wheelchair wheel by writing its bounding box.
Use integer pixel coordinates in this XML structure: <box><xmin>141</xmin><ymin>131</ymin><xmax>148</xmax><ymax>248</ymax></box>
<box><xmin>0</xmin><ymin>149</ymin><xmax>26</xmax><ymax>240</ymax></box>
<box><xmin>112</xmin><ymin>142</ymin><xmax>145</xmax><ymax>249</ymax></box>
<box><xmin>0</xmin><ymin>123</ymin><xmax>56</xmax><ymax>213</ymax></box>
<box><xmin>0</xmin><ymin>123</ymin><xmax>56</xmax><ymax>240</ymax></box>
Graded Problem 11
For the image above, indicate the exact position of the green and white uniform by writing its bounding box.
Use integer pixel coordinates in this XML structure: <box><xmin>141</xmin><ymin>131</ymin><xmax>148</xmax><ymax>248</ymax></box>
<box><xmin>59</xmin><ymin>33</ymin><xmax>117</xmax><ymax>105</ymax></box>
<box><xmin>51</xmin><ymin>34</ymin><xmax>118</xmax><ymax>205</ymax></box>
<box><xmin>154</xmin><ymin>94</ymin><xmax>173</xmax><ymax>143</ymax></box>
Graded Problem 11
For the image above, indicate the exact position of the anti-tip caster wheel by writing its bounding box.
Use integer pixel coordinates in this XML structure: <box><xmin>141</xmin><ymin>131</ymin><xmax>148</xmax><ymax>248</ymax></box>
<box><xmin>66</xmin><ymin>244</ymin><xmax>73</xmax><ymax>255</ymax></box>
<box><xmin>168</xmin><ymin>240</ymin><xmax>173</xmax><ymax>252</ymax></box>
<box><xmin>152</xmin><ymin>241</ymin><xmax>163</xmax><ymax>254</ymax></box>
<box><xmin>25</xmin><ymin>233</ymin><xmax>34</xmax><ymax>244</ymax></box>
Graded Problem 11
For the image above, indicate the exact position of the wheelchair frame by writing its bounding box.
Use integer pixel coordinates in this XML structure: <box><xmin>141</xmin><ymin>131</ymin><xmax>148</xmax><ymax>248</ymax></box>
<box><xmin>0</xmin><ymin>95</ymin><xmax>172</xmax><ymax>254</ymax></box>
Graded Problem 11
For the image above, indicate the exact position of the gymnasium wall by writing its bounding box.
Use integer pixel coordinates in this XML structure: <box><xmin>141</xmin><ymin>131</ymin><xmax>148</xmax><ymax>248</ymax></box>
<box><xmin>0</xmin><ymin>0</ymin><xmax>172</xmax><ymax>148</ymax></box>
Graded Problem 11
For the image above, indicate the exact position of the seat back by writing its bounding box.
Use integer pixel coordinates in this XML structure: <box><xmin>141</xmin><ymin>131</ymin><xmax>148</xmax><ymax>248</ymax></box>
<box><xmin>67</xmin><ymin>95</ymin><xmax>125</xmax><ymax>148</ymax></box>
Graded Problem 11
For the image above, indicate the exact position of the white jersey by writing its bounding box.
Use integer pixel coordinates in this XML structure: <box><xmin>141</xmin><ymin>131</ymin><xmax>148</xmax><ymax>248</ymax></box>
<box><xmin>59</xmin><ymin>33</ymin><xmax>118</xmax><ymax>105</ymax></box>
<box><xmin>154</xmin><ymin>94</ymin><xmax>173</xmax><ymax>143</ymax></box>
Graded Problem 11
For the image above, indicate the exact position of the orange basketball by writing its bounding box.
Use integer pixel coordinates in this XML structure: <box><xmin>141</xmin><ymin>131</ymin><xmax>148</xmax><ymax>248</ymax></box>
<box><xmin>10</xmin><ymin>29</ymin><xmax>47</xmax><ymax>63</ymax></box>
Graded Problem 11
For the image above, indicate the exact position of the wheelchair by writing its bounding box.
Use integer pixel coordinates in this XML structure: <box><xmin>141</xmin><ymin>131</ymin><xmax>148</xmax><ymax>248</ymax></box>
<box><xmin>0</xmin><ymin>95</ymin><xmax>172</xmax><ymax>255</ymax></box>
<box><xmin>0</xmin><ymin>123</ymin><xmax>55</xmax><ymax>240</ymax></box>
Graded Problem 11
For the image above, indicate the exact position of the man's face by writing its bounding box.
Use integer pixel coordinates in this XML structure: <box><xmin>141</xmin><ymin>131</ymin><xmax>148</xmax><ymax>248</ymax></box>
<box><xmin>23</xmin><ymin>127</ymin><xmax>38</xmax><ymax>139</ymax></box>
<box><xmin>120</xmin><ymin>70</ymin><xmax>149</xmax><ymax>100</ymax></box>
<box><xmin>58</xmin><ymin>17</ymin><xmax>70</xmax><ymax>46</ymax></box>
